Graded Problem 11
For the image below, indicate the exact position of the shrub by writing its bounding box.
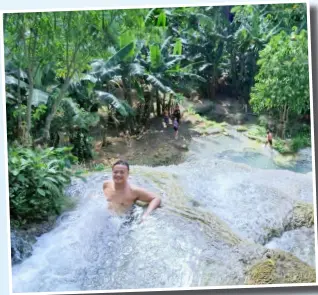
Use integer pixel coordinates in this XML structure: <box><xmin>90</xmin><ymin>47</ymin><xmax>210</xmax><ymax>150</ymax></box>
<box><xmin>93</xmin><ymin>163</ymin><xmax>105</xmax><ymax>171</ymax></box>
<box><xmin>273</xmin><ymin>138</ymin><xmax>290</xmax><ymax>154</ymax></box>
<box><xmin>258</xmin><ymin>115</ymin><xmax>269</xmax><ymax>127</ymax></box>
<box><xmin>290</xmin><ymin>133</ymin><xmax>311</xmax><ymax>153</ymax></box>
<box><xmin>8</xmin><ymin>146</ymin><xmax>77</xmax><ymax>226</ymax></box>
<box><xmin>247</xmin><ymin>126</ymin><xmax>267</xmax><ymax>138</ymax></box>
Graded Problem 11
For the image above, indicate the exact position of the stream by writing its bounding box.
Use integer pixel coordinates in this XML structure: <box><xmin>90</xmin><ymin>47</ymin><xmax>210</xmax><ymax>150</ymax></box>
<box><xmin>11</xmin><ymin>128</ymin><xmax>316</xmax><ymax>292</ymax></box>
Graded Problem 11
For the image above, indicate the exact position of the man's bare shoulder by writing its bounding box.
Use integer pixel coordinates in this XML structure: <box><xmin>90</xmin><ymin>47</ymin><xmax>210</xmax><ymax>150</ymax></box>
<box><xmin>103</xmin><ymin>180</ymin><xmax>112</xmax><ymax>190</ymax></box>
<box><xmin>130</xmin><ymin>184</ymin><xmax>141</xmax><ymax>194</ymax></box>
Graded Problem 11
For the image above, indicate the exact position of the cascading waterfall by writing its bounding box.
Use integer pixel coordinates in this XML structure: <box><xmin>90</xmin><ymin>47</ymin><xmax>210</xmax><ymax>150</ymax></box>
<box><xmin>11</xmin><ymin>131</ymin><xmax>316</xmax><ymax>292</ymax></box>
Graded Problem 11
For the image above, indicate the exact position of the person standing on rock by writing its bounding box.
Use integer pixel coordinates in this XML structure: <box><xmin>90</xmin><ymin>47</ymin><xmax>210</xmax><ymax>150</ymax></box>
<box><xmin>103</xmin><ymin>160</ymin><xmax>161</xmax><ymax>223</ymax></box>
<box><xmin>163</xmin><ymin>110</ymin><xmax>170</xmax><ymax>128</ymax></box>
<box><xmin>173</xmin><ymin>104</ymin><xmax>181</xmax><ymax>124</ymax></box>
<box><xmin>265</xmin><ymin>130</ymin><xmax>273</xmax><ymax>148</ymax></box>
<box><xmin>173</xmin><ymin>117</ymin><xmax>179</xmax><ymax>140</ymax></box>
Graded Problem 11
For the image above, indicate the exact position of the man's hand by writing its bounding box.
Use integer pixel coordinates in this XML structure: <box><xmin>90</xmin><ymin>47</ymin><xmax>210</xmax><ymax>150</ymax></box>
<box><xmin>140</xmin><ymin>215</ymin><xmax>147</xmax><ymax>223</ymax></box>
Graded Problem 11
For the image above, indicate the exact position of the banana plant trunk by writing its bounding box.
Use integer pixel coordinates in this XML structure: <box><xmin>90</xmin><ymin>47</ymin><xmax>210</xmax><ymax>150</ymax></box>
<box><xmin>143</xmin><ymin>91</ymin><xmax>152</xmax><ymax>125</ymax></box>
<box><xmin>167</xmin><ymin>94</ymin><xmax>172</xmax><ymax>115</ymax></box>
<box><xmin>162</xmin><ymin>93</ymin><xmax>166</xmax><ymax>112</ymax></box>
<box><xmin>26</xmin><ymin>71</ymin><xmax>34</xmax><ymax>146</ymax></box>
<box><xmin>156</xmin><ymin>89</ymin><xmax>161</xmax><ymax>116</ymax></box>
<box><xmin>209</xmin><ymin>76</ymin><xmax>216</xmax><ymax>100</ymax></box>
<box><xmin>231</xmin><ymin>50</ymin><xmax>237</xmax><ymax>97</ymax></box>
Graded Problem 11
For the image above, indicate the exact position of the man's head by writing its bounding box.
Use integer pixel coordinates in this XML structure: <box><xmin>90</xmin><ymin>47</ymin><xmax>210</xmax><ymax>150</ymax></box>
<box><xmin>112</xmin><ymin>160</ymin><xmax>129</xmax><ymax>184</ymax></box>
<box><xmin>267</xmin><ymin>130</ymin><xmax>270</xmax><ymax>134</ymax></box>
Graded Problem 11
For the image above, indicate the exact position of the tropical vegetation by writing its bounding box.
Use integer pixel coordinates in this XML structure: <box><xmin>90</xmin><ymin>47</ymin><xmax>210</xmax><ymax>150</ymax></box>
<box><xmin>4</xmin><ymin>4</ymin><xmax>310</xmax><ymax>225</ymax></box>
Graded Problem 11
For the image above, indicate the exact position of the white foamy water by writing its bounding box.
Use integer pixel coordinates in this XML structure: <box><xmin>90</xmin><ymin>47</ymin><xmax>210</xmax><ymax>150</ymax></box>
<box><xmin>11</xmin><ymin>131</ymin><xmax>315</xmax><ymax>292</ymax></box>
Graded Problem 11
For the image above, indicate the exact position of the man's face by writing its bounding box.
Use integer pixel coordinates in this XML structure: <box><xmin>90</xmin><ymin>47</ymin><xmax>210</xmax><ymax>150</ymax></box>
<box><xmin>112</xmin><ymin>164</ymin><xmax>129</xmax><ymax>184</ymax></box>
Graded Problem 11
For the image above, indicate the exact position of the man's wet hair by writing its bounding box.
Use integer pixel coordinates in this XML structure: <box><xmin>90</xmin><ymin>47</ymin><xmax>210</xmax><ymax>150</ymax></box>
<box><xmin>112</xmin><ymin>160</ymin><xmax>130</xmax><ymax>171</ymax></box>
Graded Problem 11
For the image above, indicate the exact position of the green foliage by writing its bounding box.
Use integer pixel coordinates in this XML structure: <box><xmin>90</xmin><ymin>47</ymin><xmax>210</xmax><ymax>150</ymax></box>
<box><xmin>8</xmin><ymin>146</ymin><xmax>77</xmax><ymax>225</ymax></box>
<box><xmin>248</xmin><ymin>125</ymin><xmax>267</xmax><ymax>138</ymax></box>
<box><xmin>32</xmin><ymin>105</ymin><xmax>47</xmax><ymax>121</ymax></box>
<box><xmin>273</xmin><ymin>138</ymin><xmax>290</xmax><ymax>154</ymax></box>
<box><xmin>250</xmin><ymin>29</ymin><xmax>309</xmax><ymax>116</ymax></box>
<box><xmin>70</xmin><ymin>131</ymin><xmax>93</xmax><ymax>162</ymax></box>
<box><xmin>93</xmin><ymin>163</ymin><xmax>105</xmax><ymax>171</ymax></box>
<box><xmin>290</xmin><ymin>134</ymin><xmax>311</xmax><ymax>152</ymax></box>
<box><xmin>173</xmin><ymin>39</ymin><xmax>182</xmax><ymax>55</ymax></box>
<box><xmin>258</xmin><ymin>115</ymin><xmax>270</xmax><ymax>127</ymax></box>
<box><xmin>4</xmin><ymin>5</ymin><xmax>310</xmax><ymax>156</ymax></box>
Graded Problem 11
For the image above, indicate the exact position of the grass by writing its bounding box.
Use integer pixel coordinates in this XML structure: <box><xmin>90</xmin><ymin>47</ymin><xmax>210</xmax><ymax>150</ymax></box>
<box><xmin>73</xmin><ymin>162</ymin><xmax>108</xmax><ymax>176</ymax></box>
<box><xmin>185</xmin><ymin>107</ymin><xmax>226</xmax><ymax>135</ymax></box>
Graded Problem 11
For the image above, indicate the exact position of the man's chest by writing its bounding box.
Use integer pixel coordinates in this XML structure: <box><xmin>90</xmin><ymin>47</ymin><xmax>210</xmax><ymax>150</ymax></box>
<box><xmin>105</xmin><ymin>189</ymin><xmax>135</xmax><ymax>205</ymax></box>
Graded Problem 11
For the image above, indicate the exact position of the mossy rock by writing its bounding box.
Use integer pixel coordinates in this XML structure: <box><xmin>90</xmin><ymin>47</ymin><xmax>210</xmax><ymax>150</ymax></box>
<box><xmin>246</xmin><ymin>251</ymin><xmax>316</xmax><ymax>285</ymax></box>
<box><xmin>285</xmin><ymin>202</ymin><xmax>314</xmax><ymax>230</ymax></box>
<box><xmin>205</xmin><ymin>127</ymin><xmax>223</xmax><ymax>135</ymax></box>
<box><xmin>237</xmin><ymin>126</ymin><xmax>248</xmax><ymax>132</ymax></box>
<box><xmin>135</xmin><ymin>200</ymin><xmax>148</xmax><ymax>207</ymax></box>
<box><xmin>273</xmin><ymin>154</ymin><xmax>295</xmax><ymax>167</ymax></box>
<box><xmin>246</xmin><ymin>134</ymin><xmax>266</xmax><ymax>143</ymax></box>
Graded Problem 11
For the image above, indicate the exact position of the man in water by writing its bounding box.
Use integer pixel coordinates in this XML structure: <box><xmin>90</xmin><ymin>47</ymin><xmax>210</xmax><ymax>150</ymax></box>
<box><xmin>103</xmin><ymin>160</ymin><xmax>161</xmax><ymax>223</ymax></box>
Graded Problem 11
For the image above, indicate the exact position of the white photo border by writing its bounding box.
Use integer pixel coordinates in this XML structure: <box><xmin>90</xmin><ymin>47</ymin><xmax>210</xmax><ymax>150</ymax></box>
<box><xmin>0</xmin><ymin>0</ymin><xmax>317</xmax><ymax>294</ymax></box>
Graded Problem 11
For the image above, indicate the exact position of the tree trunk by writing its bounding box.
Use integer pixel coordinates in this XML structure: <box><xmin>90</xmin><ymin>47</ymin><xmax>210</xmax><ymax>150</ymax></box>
<box><xmin>282</xmin><ymin>104</ymin><xmax>289</xmax><ymax>139</ymax></box>
<box><xmin>167</xmin><ymin>95</ymin><xmax>172</xmax><ymax>115</ymax></box>
<box><xmin>231</xmin><ymin>50</ymin><xmax>237</xmax><ymax>97</ymax></box>
<box><xmin>162</xmin><ymin>93</ymin><xmax>166</xmax><ymax>112</ymax></box>
<box><xmin>16</xmin><ymin>68</ymin><xmax>24</xmax><ymax>142</ymax></box>
<box><xmin>156</xmin><ymin>89</ymin><xmax>161</xmax><ymax>116</ymax></box>
<box><xmin>26</xmin><ymin>71</ymin><xmax>34</xmax><ymax>146</ymax></box>
<box><xmin>143</xmin><ymin>91</ymin><xmax>151</xmax><ymax>125</ymax></box>
<box><xmin>101</xmin><ymin>126</ymin><xmax>108</xmax><ymax>147</ymax></box>
<box><xmin>43</xmin><ymin>78</ymin><xmax>71</xmax><ymax>142</ymax></box>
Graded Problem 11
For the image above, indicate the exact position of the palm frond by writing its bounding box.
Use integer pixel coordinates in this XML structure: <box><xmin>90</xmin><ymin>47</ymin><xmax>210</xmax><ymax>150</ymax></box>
<box><xmin>145</xmin><ymin>74</ymin><xmax>168</xmax><ymax>92</ymax></box>
<box><xmin>95</xmin><ymin>90</ymin><xmax>130</xmax><ymax>117</ymax></box>
<box><xmin>144</xmin><ymin>8</ymin><xmax>156</xmax><ymax>25</ymax></box>
<box><xmin>164</xmin><ymin>55</ymin><xmax>185</xmax><ymax>70</ymax></box>
<box><xmin>199</xmin><ymin>63</ymin><xmax>213</xmax><ymax>72</ymax></box>
<box><xmin>129</xmin><ymin>63</ymin><xmax>145</xmax><ymax>76</ymax></box>
<box><xmin>161</xmin><ymin>36</ymin><xmax>173</xmax><ymax>53</ymax></box>
<box><xmin>106</xmin><ymin>42</ymin><xmax>135</xmax><ymax>68</ymax></box>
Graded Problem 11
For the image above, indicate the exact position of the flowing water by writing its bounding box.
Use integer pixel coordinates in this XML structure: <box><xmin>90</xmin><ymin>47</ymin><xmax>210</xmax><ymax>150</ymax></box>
<box><xmin>11</xmin><ymin>129</ymin><xmax>316</xmax><ymax>292</ymax></box>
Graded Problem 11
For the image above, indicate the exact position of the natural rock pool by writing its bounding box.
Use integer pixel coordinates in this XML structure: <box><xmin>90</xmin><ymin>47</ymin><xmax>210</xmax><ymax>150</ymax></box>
<box><xmin>11</xmin><ymin>129</ymin><xmax>316</xmax><ymax>292</ymax></box>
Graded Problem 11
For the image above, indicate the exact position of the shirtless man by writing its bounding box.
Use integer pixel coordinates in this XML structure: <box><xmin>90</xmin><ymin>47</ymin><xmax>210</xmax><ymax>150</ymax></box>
<box><xmin>103</xmin><ymin>160</ymin><xmax>161</xmax><ymax>222</ymax></box>
<box><xmin>265</xmin><ymin>129</ymin><xmax>273</xmax><ymax>148</ymax></box>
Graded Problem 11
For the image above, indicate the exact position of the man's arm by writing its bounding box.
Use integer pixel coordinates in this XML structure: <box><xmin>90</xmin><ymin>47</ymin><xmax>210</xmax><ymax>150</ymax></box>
<box><xmin>134</xmin><ymin>187</ymin><xmax>161</xmax><ymax>221</ymax></box>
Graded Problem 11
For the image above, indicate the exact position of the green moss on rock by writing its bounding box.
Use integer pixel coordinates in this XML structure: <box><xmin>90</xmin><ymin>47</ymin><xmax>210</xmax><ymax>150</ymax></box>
<box><xmin>237</xmin><ymin>126</ymin><xmax>248</xmax><ymax>132</ymax></box>
<box><xmin>246</xmin><ymin>251</ymin><xmax>316</xmax><ymax>285</ymax></box>
<box><xmin>285</xmin><ymin>202</ymin><xmax>314</xmax><ymax>230</ymax></box>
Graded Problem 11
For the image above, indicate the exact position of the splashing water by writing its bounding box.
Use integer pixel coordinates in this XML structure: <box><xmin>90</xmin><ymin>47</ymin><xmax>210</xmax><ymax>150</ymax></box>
<box><xmin>11</xmin><ymin>131</ymin><xmax>316</xmax><ymax>292</ymax></box>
